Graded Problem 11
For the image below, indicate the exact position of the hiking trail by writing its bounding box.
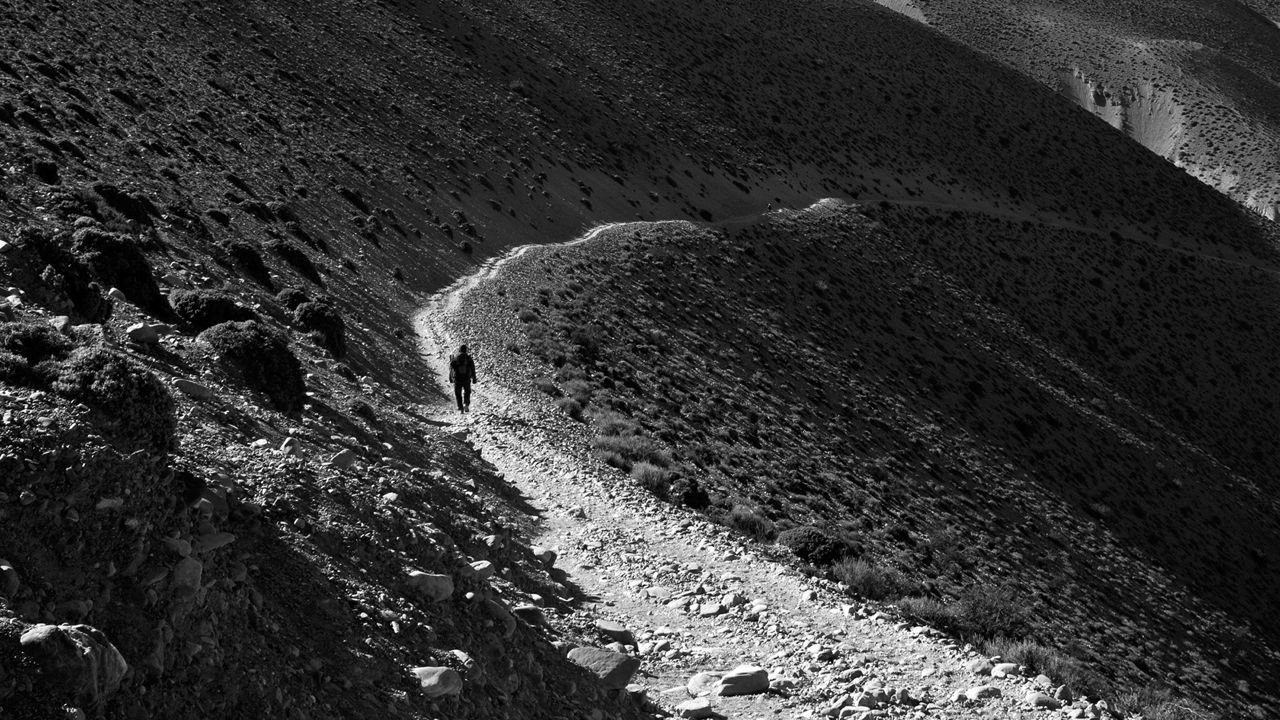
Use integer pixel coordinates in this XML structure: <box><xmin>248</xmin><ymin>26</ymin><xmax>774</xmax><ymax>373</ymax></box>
<box><xmin>412</xmin><ymin>203</ymin><xmax>1078</xmax><ymax>719</ymax></box>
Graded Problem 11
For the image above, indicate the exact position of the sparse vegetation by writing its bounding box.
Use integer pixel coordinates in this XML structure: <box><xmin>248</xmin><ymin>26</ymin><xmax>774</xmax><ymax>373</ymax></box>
<box><xmin>200</xmin><ymin>320</ymin><xmax>305</xmax><ymax>411</ymax></box>
<box><xmin>169</xmin><ymin>289</ymin><xmax>259</xmax><ymax>332</ymax></box>
<box><xmin>293</xmin><ymin>300</ymin><xmax>346</xmax><ymax>358</ymax></box>
<box><xmin>833</xmin><ymin>558</ymin><xmax>920</xmax><ymax>600</ymax></box>
<box><xmin>0</xmin><ymin>321</ymin><xmax>72</xmax><ymax>385</ymax></box>
<box><xmin>52</xmin><ymin>347</ymin><xmax>177</xmax><ymax>455</ymax></box>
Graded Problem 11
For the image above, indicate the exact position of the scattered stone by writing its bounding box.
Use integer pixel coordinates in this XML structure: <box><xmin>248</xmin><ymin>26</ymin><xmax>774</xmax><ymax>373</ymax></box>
<box><xmin>688</xmin><ymin>670</ymin><xmax>724</xmax><ymax>696</ymax></box>
<box><xmin>530</xmin><ymin>545</ymin><xmax>557</xmax><ymax>566</ymax></box>
<box><xmin>196</xmin><ymin>532</ymin><xmax>236</xmax><ymax>553</ymax></box>
<box><xmin>714</xmin><ymin>665</ymin><xmax>770</xmax><ymax>696</ymax></box>
<box><xmin>675</xmin><ymin>698</ymin><xmax>715</xmax><ymax>719</ymax></box>
<box><xmin>1025</xmin><ymin>691</ymin><xmax>1062</xmax><ymax>709</ymax></box>
<box><xmin>0</xmin><ymin>559</ymin><xmax>19</xmax><ymax>598</ymax></box>
<box><xmin>412</xmin><ymin>666</ymin><xmax>462</xmax><ymax>697</ymax></box>
<box><xmin>595</xmin><ymin>619</ymin><xmax>635</xmax><ymax>645</ymax></box>
<box><xmin>698</xmin><ymin>602</ymin><xmax>726</xmax><ymax>617</ymax></box>
<box><xmin>172</xmin><ymin>557</ymin><xmax>203</xmax><ymax>597</ymax></box>
<box><xmin>94</xmin><ymin>497</ymin><xmax>124</xmax><ymax>511</ymax></box>
<box><xmin>966</xmin><ymin>657</ymin><xmax>994</xmax><ymax>675</ymax></box>
<box><xmin>126</xmin><ymin>323</ymin><xmax>159</xmax><ymax>344</ymax></box>
<box><xmin>991</xmin><ymin>662</ymin><xmax>1019</xmax><ymax>677</ymax></box>
<box><xmin>511</xmin><ymin>605</ymin><xmax>544</xmax><ymax>625</ymax></box>
<box><xmin>965</xmin><ymin>685</ymin><xmax>1001</xmax><ymax>701</ymax></box>
<box><xmin>329</xmin><ymin>449</ymin><xmax>357</xmax><ymax>469</ymax></box>
<box><xmin>406</xmin><ymin>571</ymin><xmax>453</xmax><ymax>602</ymax></box>
<box><xmin>172</xmin><ymin>376</ymin><xmax>212</xmax><ymax>397</ymax></box>
<box><xmin>567</xmin><ymin>647</ymin><xmax>641</xmax><ymax>689</ymax></box>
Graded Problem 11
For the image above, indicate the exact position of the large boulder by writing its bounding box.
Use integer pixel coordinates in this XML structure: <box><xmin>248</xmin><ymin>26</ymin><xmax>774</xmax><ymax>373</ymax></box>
<box><xmin>406</xmin><ymin>571</ymin><xmax>453</xmax><ymax>602</ymax></box>
<box><xmin>566</xmin><ymin>647</ymin><xmax>641</xmax><ymax>689</ymax></box>
<box><xmin>19</xmin><ymin>623</ymin><xmax>128</xmax><ymax>707</ymax></box>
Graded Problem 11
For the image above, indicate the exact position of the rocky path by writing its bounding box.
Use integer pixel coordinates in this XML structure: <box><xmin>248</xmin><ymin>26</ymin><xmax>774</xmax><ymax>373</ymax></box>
<box><xmin>413</xmin><ymin>215</ymin><xmax>1096</xmax><ymax>720</ymax></box>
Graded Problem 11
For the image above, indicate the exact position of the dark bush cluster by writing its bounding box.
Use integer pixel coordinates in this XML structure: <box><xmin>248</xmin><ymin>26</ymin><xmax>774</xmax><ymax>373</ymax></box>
<box><xmin>223</xmin><ymin>240</ymin><xmax>274</xmax><ymax>290</ymax></box>
<box><xmin>268</xmin><ymin>240</ymin><xmax>322</xmax><ymax>284</ymax></box>
<box><xmin>0</xmin><ymin>322</ymin><xmax>72</xmax><ymax>385</ymax></box>
<box><xmin>169</xmin><ymin>289</ymin><xmax>259</xmax><ymax>332</ymax></box>
<box><xmin>777</xmin><ymin>525</ymin><xmax>852</xmax><ymax>565</ymax></box>
<box><xmin>200</xmin><ymin>320</ymin><xmax>305</xmax><ymax>411</ymax></box>
<box><xmin>834</xmin><ymin>558</ymin><xmax>921</xmax><ymax>600</ymax></box>
<box><xmin>52</xmin><ymin>347</ymin><xmax>176</xmax><ymax>455</ymax></box>
<box><xmin>293</xmin><ymin>300</ymin><xmax>346</xmax><ymax>358</ymax></box>
<box><xmin>276</xmin><ymin>287</ymin><xmax>309</xmax><ymax>311</ymax></box>
<box><xmin>67</xmin><ymin>228</ymin><xmax>171</xmax><ymax>320</ymax></box>
<box><xmin>722</xmin><ymin>503</ymin><xmax>776</xmax><ymax>542</ymax></box>
<box><xmin>895</xmin><ymin>583</ymin><xmax>1033</xmax><ymax>641</ymax></box>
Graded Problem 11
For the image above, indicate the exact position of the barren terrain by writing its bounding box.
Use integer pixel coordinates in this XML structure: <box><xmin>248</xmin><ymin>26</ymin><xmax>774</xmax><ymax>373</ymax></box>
<box><xmin>1</xmin><ymin>0</ymin><xmax>1278</xmax><ymax>718</ymax></box>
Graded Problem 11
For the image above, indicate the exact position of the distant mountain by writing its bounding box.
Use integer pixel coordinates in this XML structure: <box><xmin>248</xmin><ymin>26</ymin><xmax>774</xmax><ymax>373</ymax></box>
<box><xmin>913</xmin><ymin>0</ymin><xmax>1280</xmax><ymax>217</ymax></box>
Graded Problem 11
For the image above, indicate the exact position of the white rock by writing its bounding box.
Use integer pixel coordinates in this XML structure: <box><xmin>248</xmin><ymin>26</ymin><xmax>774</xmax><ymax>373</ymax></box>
<box><xmin>412</xmin><ymin>666</ymin><xmax>462</xmax><ymax>696</ymax></box>
<box><xmin>675</xmin><ymin>698</ymin><xmax>714</xmax><ymax>719</ymax></box>
<box><xmin>1025</xmin><ymin>691</ymin><xmax>1062</xmax><ymax>709</ymax></box>
<box><xmin>173</xmin><ymin>379</ymin><xmax>215</xmax><ymax>399</ymax></box>
<box><xmin>991</xmin><ymin>662</ymin><xmax>1019</xmax><ymax>677</ymax></box>
<box><xmin>965</xmin><ymin>685</ymin><xmax>1001</xmax><ymax>701</ymax></box>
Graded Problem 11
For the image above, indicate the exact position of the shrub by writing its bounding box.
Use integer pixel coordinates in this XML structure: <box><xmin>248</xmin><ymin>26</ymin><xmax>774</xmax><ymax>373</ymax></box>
<box><xmin>670</xmin><ymin>475</ymin><xmax>710</xmax><ymax>509</ymax></box>
<box><xmin>68</xmin><ymin>228</ymin><xmax>171</xmax><ymax>320</ymax></box>
<box><xmin>1112</xmin><ymin>687</ymin><xmax>1213</xmax><ymax>720</ymax></box>
<box><xmin>200</xmin><ymin>320</ymin><xmax>305</xmax><ymax>411</ymax></box>
<box><xmin>631</xmin><ymin>461</ymin><xmax>672</xmax><ymax>495</ymax></box>
<box><xmin>834</xmin><ymin>558</ymin><xmax>920</xmax><ymax>600</ymax></box>
<box><xmin>590</xmin><ymin>434</ymin><xmax>670</xmax><ymax>468</ymax></box>
<box><xmin>276</xmin><ymin>287</ymin><xmax>309</xmax><ymax>310</ymax></box>
<box><xmin>268</xmin><ymin>240</ymin><xmax>322</xmax><ymax>284</ymax></box>
<box><xmin>895</xmin><ymin>596</ymin><xmax>955</xmax><ymax>626</ymax></box>
<box><xmin>293</xmin><ymin>300</ymin><xmax>346</xmax><ymax>358</ymax></box>
<box><xmin>950</xmin><ymin>584</ymin><xmax>1034</xmax><ymax>640</ymax></box>
<box><xmin>555</xmin><ymin>397</ymin><xmax>583</xmax><ymax>420</ymax></box>
<box><xmin>0</xmin><ymin>322</ymin><xmax>72</xmax><ymax>385</ymax></box>
<box><xmin>981</xmin><ymin>638</ymin><xmax>1108</xmax><ymax>698</ymax></box>
<box><xmin>562</xmin><ymin>378</ymin><xmax>592</xmax><ymax>405</ymax></box>
<box><xmin>533</xmin><ymin>378</ymin><xmax>562</xmax><ymax>397</ymax></box>
<box><xmin>169</xmin><ymin>289</ymin><xmax>258</xmax><ymax>332</ymax></box>
<box><xmin>52</xmin><ymin>348</ymin><xmax>176</xmax><ymax>455</ymax></box>
<box><xmin>225</xmin><ymin>241</ymin><xmax>274</xmax><ymax>290</ymax></box>
<box><xmin>777</xmin><ymin>525</ymin><xmax>847</xmax><ymax>565</ymax></box>
<box><xmin>724</xmin><ymin>503</ymin><xmax>776</xmax><ymax>541</ymax></box>
<box><xmin>589</xmin><ymin>408</ymin><xmax>643</xmax><ymax>436</ymax></box>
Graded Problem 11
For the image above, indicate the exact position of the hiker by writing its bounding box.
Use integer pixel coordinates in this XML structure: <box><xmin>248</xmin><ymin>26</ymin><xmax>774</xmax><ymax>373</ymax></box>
<box><xmin>449</xmin><ymin>343</ymin><xmax>477</xmax><ymax>412</ymax></box>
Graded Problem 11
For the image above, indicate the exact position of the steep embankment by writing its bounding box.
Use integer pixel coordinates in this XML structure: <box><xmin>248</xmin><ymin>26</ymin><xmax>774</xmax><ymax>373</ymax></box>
<box><xmin>458</xmin><ymin>200</ymin><xmax>1280</xmax><ymax>719</ymax></box>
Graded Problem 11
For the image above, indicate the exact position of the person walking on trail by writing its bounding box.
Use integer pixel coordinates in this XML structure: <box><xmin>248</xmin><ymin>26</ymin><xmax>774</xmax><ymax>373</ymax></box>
<box><xmin>449</xmin><ymin>344</ymin><xmax>477</xmax><ymax>412</ymax></box>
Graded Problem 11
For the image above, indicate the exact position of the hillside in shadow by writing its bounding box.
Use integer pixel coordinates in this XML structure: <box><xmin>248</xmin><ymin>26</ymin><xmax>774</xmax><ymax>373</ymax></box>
<box><xmin>494</xmin><ymin>201</ymin><xmax>1280</xmax><ymax>717</ymax></box>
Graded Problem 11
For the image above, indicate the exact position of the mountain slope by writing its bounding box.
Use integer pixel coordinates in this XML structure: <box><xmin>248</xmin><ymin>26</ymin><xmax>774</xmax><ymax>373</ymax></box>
<box><xmin>2</xmin><ymin>0</ymin><xmax>1279</xmax><ymax>717</ymax></box>
<box><xmin>482</xmin><ymin>200</ymin><xmax>1280</xmax><ymax>717</ymax></box>
<box><xmin>914</xmin><ymin>0</ymin><xmax>1280</xmax><ymax>217</ymax></box>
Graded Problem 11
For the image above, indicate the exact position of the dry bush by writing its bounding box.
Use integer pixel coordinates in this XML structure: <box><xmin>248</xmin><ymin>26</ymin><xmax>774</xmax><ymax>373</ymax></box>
<box><xmin>834</xmin><ymin>558</ymin><xmax>920</xmax><ymax>600</ymax></box>
<box><xmin>723</xmin><ymin>503</ymin><xmax>776</xmax><ymax>541</ymax></box>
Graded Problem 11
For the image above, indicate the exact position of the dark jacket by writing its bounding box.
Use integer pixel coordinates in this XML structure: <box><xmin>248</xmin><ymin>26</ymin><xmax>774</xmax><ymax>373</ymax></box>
<box><xmin>449</xmin><ymin>352</ymin><xmax>476</xmax><ymax>384</ymax></box>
